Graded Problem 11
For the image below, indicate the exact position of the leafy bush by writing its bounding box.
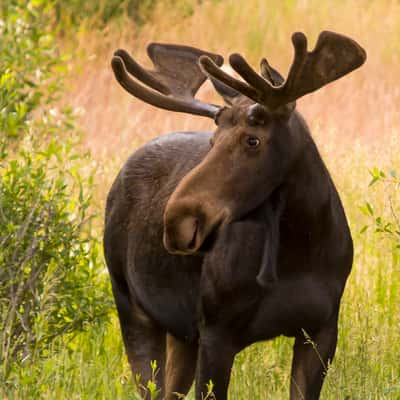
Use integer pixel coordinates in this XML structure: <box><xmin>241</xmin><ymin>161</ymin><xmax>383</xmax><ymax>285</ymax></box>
<box><xmin>49</xmin><ymin>0</ymin><xmax>200</xmax><ymax>31</ymax></box>
<box><xmin>0</xmin><ymin>1</ymin><xmax>64</xmax><ymax>142</ymax></box>
<box><xmin>0</xmin><ymin>0</ymin><xmax>112</xmax><ymax>382</ymax></box>
<box><xmin>0</xmin><ymin>135</ymin><xmax>112</xmax><ymax>378</ymax></box>
<box><xmin>360</xmin><ymin>167</ymin><xmax>400</xmax><ymax>252</ymax></box>
<box><xmin>51</xmin><ymin>0</ymin><xmax>159</xmax><ymax>30</ymax></box>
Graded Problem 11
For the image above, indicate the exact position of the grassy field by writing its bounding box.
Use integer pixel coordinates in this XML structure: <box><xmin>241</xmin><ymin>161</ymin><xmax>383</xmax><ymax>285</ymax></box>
<box><xmin>3</xmin><ymin>0</ymin><xmax>400</xmax><ymax>398</ymax></box>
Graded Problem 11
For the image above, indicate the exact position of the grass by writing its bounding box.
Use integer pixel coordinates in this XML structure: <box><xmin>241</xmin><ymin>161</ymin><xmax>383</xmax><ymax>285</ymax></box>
<box><xmin>2</xmin><ymin>319</ymin><xmax>136</xmax><ymax>400</ymax></box>
<box><xmin>3</xmin><ymin>0</ymin><xmax>400</xmax><ymax>398</ymax></box>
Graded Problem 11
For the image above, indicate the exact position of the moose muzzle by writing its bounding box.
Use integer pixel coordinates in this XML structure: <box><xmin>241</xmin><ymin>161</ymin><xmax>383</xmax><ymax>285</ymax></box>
<box><xmin>163</xmin><ymin>196</ymin><xmax>227</xmax><ymax>255</ymax></box>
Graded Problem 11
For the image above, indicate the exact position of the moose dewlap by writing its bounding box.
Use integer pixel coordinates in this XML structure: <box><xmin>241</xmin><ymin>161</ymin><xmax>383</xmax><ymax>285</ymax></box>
<box><xmin>104</xmin><ymin>31</ymin><xmax>366</xmax><ymax>400</ymax></box>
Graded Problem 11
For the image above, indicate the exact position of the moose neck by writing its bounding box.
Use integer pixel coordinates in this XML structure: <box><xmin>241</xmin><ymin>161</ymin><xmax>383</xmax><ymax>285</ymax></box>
<box><xmin>283</xmin><ymin>112</ymin><xmax>334</xmax><ymax>226</ymax></box>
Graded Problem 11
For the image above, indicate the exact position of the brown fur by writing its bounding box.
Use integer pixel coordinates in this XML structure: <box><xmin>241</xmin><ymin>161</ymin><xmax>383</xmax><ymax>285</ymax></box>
<box><xmin>105</xmin><ymin>32</ymin><xmax>366</xmax><ymax>399</ymax></box>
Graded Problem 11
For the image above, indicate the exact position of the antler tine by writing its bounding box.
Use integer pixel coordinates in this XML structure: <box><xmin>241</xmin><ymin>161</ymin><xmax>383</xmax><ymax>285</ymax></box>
<box><xmin>200</xmin><ymin>31</ymin><xmax>366</xmax><ymax>111</ymax></box>
<box><xmin>281</xmin><ymin>31</ymin><xmax>367</xmax><ymax>104</ymax></box>
<box><xmin>201</xmin><ymin>53</ymin><xmax>286</xmax><ymax>109</ymax></box>
<box><xmin>111</xmin><ymin>55</ymin><xmax>220</xmax><ymax>118</ymax></box>
<box><xmin>230</xmin><ymin>54</ymin><xmax>271</xmax><ymax>90</ymax></box>
<box><xmin>272</xmin><ymin>31</ymin><xmax>366</xmax><ymax>107</ymax></box>
<box><xmin>283</xmin><ymin>32</ymin><xmax>308</xmax><ymax>97</ymax></box>
<box><xmin>114</xmin><ymin>49</ymin><xmax>170</xmax><ymax>95</ymax></box>
<box><xmin>112</xmin><ymin>33</ymin><xmax>366</xmax><ymax>116</ymax></box>
<box><xmin>199</xmin><ymin>56</ymin><xmax>259</xmax><ymax>101</ymax></box>
<box><xmin>228</xmin><ymin>53</ymin><xmax>281</xmax><ymax>108</ymax></box>
<box><xmin>111</xmin><ymin>44</ymin><xmax>225</xmax><ymax>118</ymax></box>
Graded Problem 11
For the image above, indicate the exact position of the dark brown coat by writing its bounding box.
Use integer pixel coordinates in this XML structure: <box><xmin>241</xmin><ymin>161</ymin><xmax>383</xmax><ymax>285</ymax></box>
<box><xmin>104</xmin><ymin>31</ymin><xmax>366</xmax><ymax>400</ymax></box>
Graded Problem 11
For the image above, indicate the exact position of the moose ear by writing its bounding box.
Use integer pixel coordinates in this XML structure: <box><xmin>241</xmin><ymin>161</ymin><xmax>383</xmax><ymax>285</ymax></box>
<box><xmin>260</xmin><ymin>58</ymin><xmax>285</xmax><ymax>86</ymax></box>
<box><xmin>209</xmin><ymin>76</ymin><xmax>248</xmax><ymax>106</ymax></box>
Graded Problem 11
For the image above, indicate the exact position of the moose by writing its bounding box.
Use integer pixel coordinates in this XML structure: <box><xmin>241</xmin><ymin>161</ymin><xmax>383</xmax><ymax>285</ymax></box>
<box><xmin>104</xmin><ymin>31</ymin><xmax>366</xmax><ymax>400</ymax></box>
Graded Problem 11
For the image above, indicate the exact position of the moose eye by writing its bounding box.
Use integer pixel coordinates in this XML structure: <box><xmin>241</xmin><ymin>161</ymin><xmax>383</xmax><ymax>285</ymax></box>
<box><xmin>245</xmin><ymin>135</ymin><xmax>260</xmax><ymax>148</ymax></box>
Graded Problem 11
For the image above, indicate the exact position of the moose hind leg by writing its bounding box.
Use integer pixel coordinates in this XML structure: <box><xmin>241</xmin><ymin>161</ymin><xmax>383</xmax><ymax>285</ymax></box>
<box><xmin>290</xmin><ymin>314</ymin><xmax>338</xmax><ymax>400</ymax></box>
<box><xmin>164</xmin><ymin>333</ymin><xmax>198</xmax><ymax>400</ymax></box>
<box><xmin>111</xmin><ymin>278</ymin><xmax>166</xmax><ymax>399</ymax></box>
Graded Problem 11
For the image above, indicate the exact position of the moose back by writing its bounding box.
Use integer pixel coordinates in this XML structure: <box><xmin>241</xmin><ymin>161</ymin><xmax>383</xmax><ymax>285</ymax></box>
<box><xmin>104</xmin><ymin>31</ymin><xmax>366</xmax><ymax>400</ymax></box>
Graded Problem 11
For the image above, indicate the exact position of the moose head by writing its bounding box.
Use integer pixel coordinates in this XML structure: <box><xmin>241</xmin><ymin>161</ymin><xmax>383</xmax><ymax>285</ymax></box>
<box><xmin>111</xmin><ymin>32</ymin><xmax>366</xmax><ymax>257</ymax></box>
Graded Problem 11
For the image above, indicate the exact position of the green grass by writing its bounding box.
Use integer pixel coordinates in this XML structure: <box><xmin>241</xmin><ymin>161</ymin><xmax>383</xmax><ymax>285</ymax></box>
<box><xmin>2</xmin><ymin>319</ymin><xmax>136</xmax><ymax>400</ymax></box>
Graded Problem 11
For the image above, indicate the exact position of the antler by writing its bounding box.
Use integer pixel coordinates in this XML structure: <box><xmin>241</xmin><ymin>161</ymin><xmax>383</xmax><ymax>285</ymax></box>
<box><xmin>111</xmin><ymin>44</ymin><xmax>224</xmax><ymax>118</ymax></box>
<box><xmin>199</xmin><ymin>31</ymin><xmax>367</xmax><ymax>110</ymax></box>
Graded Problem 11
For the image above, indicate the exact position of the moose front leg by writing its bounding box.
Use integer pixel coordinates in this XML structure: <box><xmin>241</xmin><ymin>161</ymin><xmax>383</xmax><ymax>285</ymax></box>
<box><xmin>290</xmin><ymin>316</ymin><xmax>338</xmax><ymax>400</ymax></box>
<box><xmin>195</xmin><ymin>329</ymin><xmax>237</xmax><ymax>400</ymax></box>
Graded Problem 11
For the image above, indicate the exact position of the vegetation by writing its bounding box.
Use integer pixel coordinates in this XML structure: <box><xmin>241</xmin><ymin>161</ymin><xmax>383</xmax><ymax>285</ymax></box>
<box><xmin>1</xmin><ymin>0</ymin><xmax>399</xmax><ymax>399</ymax></box>
<box><xmin>0</xmin><ymin>0</ymin><xmax>112</xmax><ymax>390</ymax></box>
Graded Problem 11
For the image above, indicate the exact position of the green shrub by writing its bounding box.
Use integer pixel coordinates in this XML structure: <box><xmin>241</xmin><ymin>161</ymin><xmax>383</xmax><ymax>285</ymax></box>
<box><xmin>0</xmin><ymin>0</ymin><xmax>113</xmax><ymax>383</ymax></box>
<box><xmin>0</xmin><ymin>1</ymin><xmax>65</xmax><ymax>142</ymax></box>
<box><xmin>360</xmin><ymin>167</ymin><xmax>400</xmax><ymax>254</ymax></box>
<box><xmin>51</xmin><ymin>0</ymin><xmax>159</xmax><ymax>30</ymax></box>
<box><xmin>0</xmin><ymin>135</ymin><xmax>112</xmax><ymax>379</ymax></box>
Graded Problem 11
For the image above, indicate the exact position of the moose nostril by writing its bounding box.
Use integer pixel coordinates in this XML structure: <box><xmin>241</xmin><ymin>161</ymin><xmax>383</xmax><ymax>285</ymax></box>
<box><xmin>179</xmin><ymin>216</ymin><xmax>199</xmax><ymax>251</ymax></box>
<box><xmin>164</xmin><ymin>214</ymin><xmax>200</xmax><ymax>254</ymax></box>
<box><xmin>187</xmin><ymin>218</ymin><xmax>199</xmax><ymax>250</ymax></box>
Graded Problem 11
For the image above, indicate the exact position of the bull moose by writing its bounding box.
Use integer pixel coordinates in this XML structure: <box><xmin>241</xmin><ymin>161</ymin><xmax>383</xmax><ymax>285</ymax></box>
<box><xmin>104</xmin><ymin>31</ymin><xmax>366</xmax><ymax>400</ymax></box>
